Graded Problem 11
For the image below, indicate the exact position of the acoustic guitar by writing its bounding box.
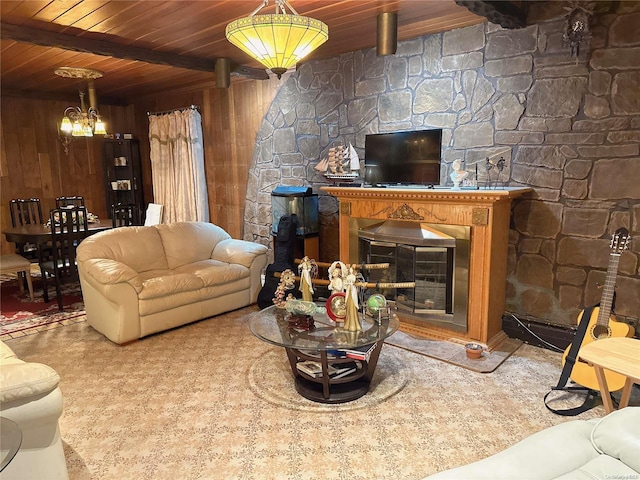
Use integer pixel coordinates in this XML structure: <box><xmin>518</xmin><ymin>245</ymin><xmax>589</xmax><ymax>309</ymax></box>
<box><xmin>561</xmin><ymin>227</ymin><xmax>634</xmax><ymax>392</ymax></box>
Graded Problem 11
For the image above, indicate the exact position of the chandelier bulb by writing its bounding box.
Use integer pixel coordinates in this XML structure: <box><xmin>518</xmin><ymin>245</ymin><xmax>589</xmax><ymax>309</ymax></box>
<box><xmin>60</xmin><ymin>117</ymin><xmax>73</xmax><ymax>133</ymax></box>
<box><xmin>71</xmin><ymin>122</ymin><xmax>83</xmax><ymax>137</ymax></box>
<box><xmin>94</xmin><ymin>118</ymin><xmax>107</xmax><ymax>136</ymax></box>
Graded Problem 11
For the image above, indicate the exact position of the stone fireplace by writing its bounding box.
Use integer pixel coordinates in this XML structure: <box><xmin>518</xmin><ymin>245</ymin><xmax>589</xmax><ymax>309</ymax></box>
<box><xmin>321</xmin><ymin>185</ymin><xmax>531</xmax><ymax>348</ymax></box>
<box><xmin>358</xmin><ymin>221</ymin><xmax>470</xmax><ymax>332</ymax></box>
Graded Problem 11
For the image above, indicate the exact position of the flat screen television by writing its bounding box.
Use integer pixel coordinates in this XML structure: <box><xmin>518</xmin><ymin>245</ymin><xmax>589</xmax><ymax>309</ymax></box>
<box><xmin>364</xmin><ymin>129</ymin><xmax>442</xmax><ymax>186</ymax></box>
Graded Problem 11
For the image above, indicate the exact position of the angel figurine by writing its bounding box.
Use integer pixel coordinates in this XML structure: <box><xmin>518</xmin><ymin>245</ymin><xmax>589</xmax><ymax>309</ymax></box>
<box><xmin>342</xmin><ymin>266</ymin><xmax>362</xmax><ymax>332</ymax></box>
<box><xmin>297</xmin><ymin>256</ymin><xmax>318</xmax><ymax>302</ymax></box>
<box><xmin>327</xmin><ymin>261</ymin><xmax>348</xmax><ymax>293</ymax></box>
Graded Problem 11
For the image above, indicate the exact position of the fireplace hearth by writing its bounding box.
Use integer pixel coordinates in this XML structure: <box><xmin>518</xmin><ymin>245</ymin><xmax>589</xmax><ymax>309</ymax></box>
<box><xmin>359</xmin><ymin>221</ymin><xmax>470</xmax><ymax>332</ymax></box>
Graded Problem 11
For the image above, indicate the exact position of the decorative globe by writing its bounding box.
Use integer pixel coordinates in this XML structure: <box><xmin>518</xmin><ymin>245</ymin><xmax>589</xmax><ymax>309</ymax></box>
<box><xmin>366</xmin><ymin>294</ymin><xmax>387</xmax><ymax>316</ymax></box>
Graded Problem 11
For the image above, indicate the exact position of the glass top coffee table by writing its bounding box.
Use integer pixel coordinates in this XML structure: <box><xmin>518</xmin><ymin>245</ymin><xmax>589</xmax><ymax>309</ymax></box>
<box><xmin>248</xmin><ymin>303</ymin><xmax>399</xmax><ymax>403</ymax></box>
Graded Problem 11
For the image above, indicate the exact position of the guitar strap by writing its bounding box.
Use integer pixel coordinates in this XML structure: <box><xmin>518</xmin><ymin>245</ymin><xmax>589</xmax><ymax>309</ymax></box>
<box><xmin>544</xmin><ymin>305</ymin><xmax>599</xmax><ymax>416</ymax></box>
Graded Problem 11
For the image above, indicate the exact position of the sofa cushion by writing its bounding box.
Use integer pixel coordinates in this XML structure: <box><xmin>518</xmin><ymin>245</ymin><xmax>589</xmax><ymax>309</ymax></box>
<box><xmin>175</xmin><ymin>260</ymin><xmax>249</xmax><ymax>286</ymax></box>
<box><xmin>139</xmin><ymin>273</ymin><xmax>205</xmax><ymax>300</ymax></box>
<box><xmin>78</xmin><ymin>226</ymin><xmax>168</xmax><ymax>273</ymax></box>
<box><xmin>590</xmin><ymin>407</ymin><xmax>640</xmax><ymax>472</ymax></box>
<box><xmin>137</xmin><ymin>269</ymin><xmax>176</xmax><ymax>282</ymax></box>
<box><xmin>157</xmin><ymin>222</ymin><xmax>231</xmax><ymax>270</ymax></box>
<box><xmin>552</xmin><ymin>454</ymin><xmax>640</xmax><ymax>480</ymax></box>
<box><xmin>139</xmin><ymin>277</ymin><xmax>251</xmax><ymax>316</ymax></box>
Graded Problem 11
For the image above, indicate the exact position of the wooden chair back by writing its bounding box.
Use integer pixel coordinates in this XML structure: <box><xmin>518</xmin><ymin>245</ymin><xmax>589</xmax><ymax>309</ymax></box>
<box><xmin>9</xmin><ymin>198</ymin><xmax>43</xmax><ymax>227</ymax></box>
<box><xmin>55</xmin><ymin>196</ymin><xmax>85</xmax><ymax>208</ymax></box>
<box><xmin>112</xmin><ymin>203</ymin><xmax>140</xmax><ymax>227</ymax></box>
<box><xmin>41</xmin><ymin>206</ymin><xmax>88</xmax><ymax>310</ymax></box>
<box><xmin>9</xmin><ymin>198</ymin><xmax>44</xmax><ymax>260</ymax></box>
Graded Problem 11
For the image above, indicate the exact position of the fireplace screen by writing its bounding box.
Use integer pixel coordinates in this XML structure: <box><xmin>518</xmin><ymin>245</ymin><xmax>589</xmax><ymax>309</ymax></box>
<box><xmin>358</xmin><ymin>221</ymin><xmax>469</xmax><ymax>331</ymax></box>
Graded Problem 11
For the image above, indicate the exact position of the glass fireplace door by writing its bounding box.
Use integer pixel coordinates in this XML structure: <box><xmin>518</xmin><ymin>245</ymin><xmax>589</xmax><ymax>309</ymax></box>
<box><xmin>396</xmin><ymin>245</ymin><xmax>453</xmax><ymax>315</ymax></box>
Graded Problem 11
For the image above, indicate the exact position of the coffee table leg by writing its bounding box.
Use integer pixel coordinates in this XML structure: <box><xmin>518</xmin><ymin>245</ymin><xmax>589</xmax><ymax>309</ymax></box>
<box><xmin>284</xmin><ymin>348</ymin><xmax>300</xmax><ymax>376</ymax></box>
<box><xmin>320</xmin><ymin>350</ymin><xmax>330</xmax><ymax>399</ymax></box>
<box><xmin>593</xmin><ymin>365</ymin><xmax>614</xmax><ymax>413</ymax></box>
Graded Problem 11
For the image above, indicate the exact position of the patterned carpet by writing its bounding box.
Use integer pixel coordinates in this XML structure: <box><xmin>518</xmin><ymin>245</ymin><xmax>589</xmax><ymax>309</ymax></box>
<box><xmin>0</xmin><ymin>276</ymin><xmax>85</xmax><ymax>338</ymax></box>
<box><xmin>5</xmin><ymin>305</ymin><xmax>628</xmax><ymax>480</ymax></box>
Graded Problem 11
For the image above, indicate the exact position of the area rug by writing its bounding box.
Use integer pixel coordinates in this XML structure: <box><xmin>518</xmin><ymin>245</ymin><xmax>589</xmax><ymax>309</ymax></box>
<box><xmin>0</xmin><ymin>276</ymin><xmax>85</xmax><ymax>337</ymax></box>
<box><xmin>5</xmin><ymin>310</ymin><xmax>617</xmax><ymax>480</ymax></box>
<box><xmin>248</xmin><ymin>346</ymin><xmax>409</xmax><ymax>412</ymax></box>
<box><xmin>385</xmin><ymin>330</ymin><xmax>523</xmax><ymax>373</ymax></box>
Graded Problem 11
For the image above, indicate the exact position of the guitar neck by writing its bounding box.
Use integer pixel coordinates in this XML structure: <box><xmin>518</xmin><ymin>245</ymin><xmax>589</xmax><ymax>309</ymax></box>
<box><xmin>597</xmin><ymin>253</ymin><xmax>621</xmax><ymax>326</ymax></box>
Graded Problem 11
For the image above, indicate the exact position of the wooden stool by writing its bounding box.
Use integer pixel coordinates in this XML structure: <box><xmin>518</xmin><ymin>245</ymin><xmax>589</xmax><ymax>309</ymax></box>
<box><xmin>0</xmin><ymin>254</ymin><xmax>35</xmax><ymax>301</ymax></box>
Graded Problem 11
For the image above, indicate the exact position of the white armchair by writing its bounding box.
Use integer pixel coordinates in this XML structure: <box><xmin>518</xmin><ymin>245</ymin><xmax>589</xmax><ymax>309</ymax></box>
<box><xmin>0</xmin><ymin>340</ymin><xmax>69</xmax><ymax>480</ymax></box>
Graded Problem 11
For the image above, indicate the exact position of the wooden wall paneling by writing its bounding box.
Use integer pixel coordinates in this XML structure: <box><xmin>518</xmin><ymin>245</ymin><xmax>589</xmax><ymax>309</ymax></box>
<box><xmin>207</xmin><ymin>87</ymin><xmax>229</xmax><ymax>230</ymax></box>
<box><xmin>0</xmin><ymin>115</ymin><xmax>8</xmax><ymax>178</ymax></box>
<box><xmin>227</xmin><ymin>85</ymin><xmax>243</xmax><ymax>239</ymax></box>
<box><xmin>0</xmin><ymin>95</ymin><xmax>133</xmax><ymax>254</ymax></box>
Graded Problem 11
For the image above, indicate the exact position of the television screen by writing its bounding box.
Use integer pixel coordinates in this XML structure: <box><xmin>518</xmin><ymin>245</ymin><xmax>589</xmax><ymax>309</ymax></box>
<box><xmin>364</xmin><ymin>129</ymin><xmax>442</xmax><ymax>186</ymax></box>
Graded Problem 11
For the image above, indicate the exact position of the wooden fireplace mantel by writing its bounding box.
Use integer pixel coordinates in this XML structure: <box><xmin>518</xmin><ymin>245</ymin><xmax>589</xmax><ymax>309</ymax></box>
<box><xmin>320</xmin><ymin>186</ymin><xmax>532</xmax><ymax>348</ymax></box>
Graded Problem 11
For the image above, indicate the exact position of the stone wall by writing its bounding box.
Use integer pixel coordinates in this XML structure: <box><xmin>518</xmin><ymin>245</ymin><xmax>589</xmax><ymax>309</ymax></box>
<box><xmin>244</xmin><ymin>5</ymin><xmax>640</xmax><ymax>329</ymax></box>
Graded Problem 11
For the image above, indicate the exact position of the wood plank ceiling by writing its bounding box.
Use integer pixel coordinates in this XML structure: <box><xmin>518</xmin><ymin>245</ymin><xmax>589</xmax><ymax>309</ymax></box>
<box><xmin>1</xmin><ymin>1</ymin><xmax>485</xmax><ymax>104</ymax></box>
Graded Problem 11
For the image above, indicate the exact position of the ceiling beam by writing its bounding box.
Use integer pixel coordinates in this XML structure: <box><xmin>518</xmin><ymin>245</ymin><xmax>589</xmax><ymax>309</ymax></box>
<box><xmin>0</xmin><ymin>22</ymin><xmax>268</xmax><ymax>80</ymax></box>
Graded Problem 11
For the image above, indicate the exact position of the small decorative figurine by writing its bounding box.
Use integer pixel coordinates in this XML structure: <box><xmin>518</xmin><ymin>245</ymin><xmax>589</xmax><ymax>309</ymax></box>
<box><xmin>273</xmin><ymin>269</ymin><xmax>296</xmax><ymax>308</ymax></box>
<box><xmin>342</xmin><ymin>266</ymin><xmax>361</xmax><ymax>332</ymax></box>
<box><xmin>297</xmin><ymin>256</ymin><xmax>317</xmax><ymax>302</ymax></box>
<box><xmin>450</xmin><ymin>159</ymin><xmax>468</xmax><ymax>190</ymax></box>
<box><xmin>327</xmin><ymin>261</ymin><xmax>348</xmax><ymax>293</ymax></box>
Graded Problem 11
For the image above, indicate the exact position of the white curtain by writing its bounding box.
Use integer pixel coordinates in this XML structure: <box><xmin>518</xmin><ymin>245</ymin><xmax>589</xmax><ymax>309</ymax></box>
<box><xmin>148</xmin><ymin>108</ymin><xmax>209</xmax><ymax>223</ymax></box>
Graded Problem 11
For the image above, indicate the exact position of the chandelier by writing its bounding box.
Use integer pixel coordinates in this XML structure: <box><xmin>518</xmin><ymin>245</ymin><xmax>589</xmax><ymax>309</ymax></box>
<box><xmin>55</xmin><ymin>67</ymin><xmax>107</xmax><ymax>153</ymax></box>
<box><xmin>225</xmin><ymin>0</ymin><xmax>328</xmax><ymax>79</ymax></box>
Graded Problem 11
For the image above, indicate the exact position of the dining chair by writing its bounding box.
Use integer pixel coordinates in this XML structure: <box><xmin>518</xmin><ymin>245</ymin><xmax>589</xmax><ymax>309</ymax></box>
<box><xmin>55</xmin><ymin>196</ymin><xmax>85</xmax><ymax>208</ymax></box>
<box><xmin>8</xmin><ymin>198</ymin><xmax>44</xmax><ymax>262</ymax></box>
<box><xmin>41</xmin><ymin>206</ymin><xmax>88</xmax><ymax>311</ymax></box>
<box><xmin>111</xmin><ymin>203</ymin><xmax>140</xmax><ymax>227</ymax></box>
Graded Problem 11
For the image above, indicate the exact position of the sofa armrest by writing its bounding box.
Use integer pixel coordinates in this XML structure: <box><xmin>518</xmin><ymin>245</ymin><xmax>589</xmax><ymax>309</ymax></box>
<box><xmin>81</xmin><ymin>258</ymin><xmax>143</xmax><ymax>293</ymax></box>
<box><xmin>0</xmin><ymin>361</ymin><xmax>60</xmax><ymax>404</ymax></box>
<box><xmin>213</xmin><ymin>239</ymin><xmax>268</xmax><ymax>268</ymax></box>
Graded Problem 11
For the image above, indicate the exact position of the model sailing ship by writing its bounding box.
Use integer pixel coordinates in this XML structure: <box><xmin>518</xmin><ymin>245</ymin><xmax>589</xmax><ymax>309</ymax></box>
<box><xmin>315</xmin><ymin>143</ymin><xmax>360</xmax><ymax>181</ymax></box>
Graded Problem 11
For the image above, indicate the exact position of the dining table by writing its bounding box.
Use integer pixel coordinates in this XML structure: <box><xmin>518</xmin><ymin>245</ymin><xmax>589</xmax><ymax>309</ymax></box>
<box><xmin>2</xmin><ymin>220</ymin><xmax>112</xmax><ymax>248</ymax></box>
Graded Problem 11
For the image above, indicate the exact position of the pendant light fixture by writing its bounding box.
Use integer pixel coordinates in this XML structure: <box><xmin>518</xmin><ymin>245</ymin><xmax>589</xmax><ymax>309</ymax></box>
<box><xmin>55</xmin><ymin>67</ymin><xmax>107</xmax><ymax>154</ymax></box>
<box><xmin>225</xmin><ymin>0</ymin><xmax>328</xmax><ymax>79</ymax></box>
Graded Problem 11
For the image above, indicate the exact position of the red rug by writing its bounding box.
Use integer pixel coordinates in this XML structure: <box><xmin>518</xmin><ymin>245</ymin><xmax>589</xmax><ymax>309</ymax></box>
<box><xmin>0</xmin><ymin>275</ymin><xmax>85</xmax><ymax>336</ymax></box>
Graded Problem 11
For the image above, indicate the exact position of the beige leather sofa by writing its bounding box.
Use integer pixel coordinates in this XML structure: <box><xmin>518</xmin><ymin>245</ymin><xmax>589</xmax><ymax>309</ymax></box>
<box><xmin>0</xmin><ymin>340</ymin><xmax>69</xmax><ymax>480</ymax></box>
<box><xmin>76</xmin><ymin>221</ymin><xmax>268</xmax><ymax>344</ymax></box>
<box><xmin>424</xmin><ymin>406</ymin><xmax>640</xmax><ymax>479</ymax></box>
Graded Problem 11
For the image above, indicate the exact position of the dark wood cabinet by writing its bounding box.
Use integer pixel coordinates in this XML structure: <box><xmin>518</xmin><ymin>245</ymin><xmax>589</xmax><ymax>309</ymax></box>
<box><xmin>102</xmin><ymin>139</ymin><xmax>143</xmax><ymax>219</ymax></box>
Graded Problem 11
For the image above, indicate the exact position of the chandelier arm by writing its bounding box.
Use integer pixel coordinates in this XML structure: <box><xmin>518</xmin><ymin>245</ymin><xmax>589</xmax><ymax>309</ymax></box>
<box><xmin>250</xmin><ymin>0</ymin><xmax>270</xmax><ymax>16</ymax></box>
<box><xmin>279</xmin><ymin>0</ymin><xmax>299</xmax><ymax>16</ymax></box>
<box><xmin>63</xmin><ymin>106</ymin><xmax>81</xmax><ymax>117</ymax></box>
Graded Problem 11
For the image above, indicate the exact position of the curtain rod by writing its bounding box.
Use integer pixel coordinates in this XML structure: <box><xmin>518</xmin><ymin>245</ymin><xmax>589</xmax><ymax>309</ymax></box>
<box><xmin>147</xmin><ymin>105</ymin><xmax>200</xmax><ymax>116</ymax></box>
